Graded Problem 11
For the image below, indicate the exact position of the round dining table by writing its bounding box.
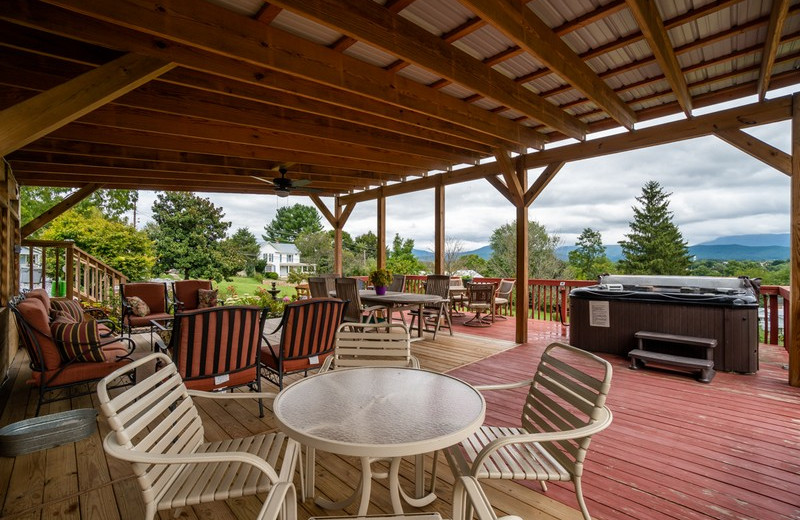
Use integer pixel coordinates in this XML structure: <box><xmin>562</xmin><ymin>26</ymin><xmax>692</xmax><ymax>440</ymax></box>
<box><xmin>272</xmin><ymin>366</ymin><xmax>485</xmax><ymax>515</ymax></box>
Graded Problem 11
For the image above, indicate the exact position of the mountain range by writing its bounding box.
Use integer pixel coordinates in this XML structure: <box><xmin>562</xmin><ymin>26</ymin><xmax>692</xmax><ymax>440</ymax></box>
<box><xmin>412</xmin><ymin>233</ymin><xmax>790</xmax><ymax>262</ymax></box>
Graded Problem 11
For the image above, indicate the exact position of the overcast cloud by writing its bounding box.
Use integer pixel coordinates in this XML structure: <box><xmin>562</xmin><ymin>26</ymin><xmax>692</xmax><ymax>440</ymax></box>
<box><xmin>135</xmin><ymin>90</ymin><xmax>792</xmax><ymax>251</ymax></box>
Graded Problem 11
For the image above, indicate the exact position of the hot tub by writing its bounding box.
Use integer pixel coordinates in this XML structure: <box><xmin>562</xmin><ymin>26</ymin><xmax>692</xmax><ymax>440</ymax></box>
<box><xmin>569</xmin><ymin>275</ymin><xmax>759</xmax><ymax>373</ymax></box>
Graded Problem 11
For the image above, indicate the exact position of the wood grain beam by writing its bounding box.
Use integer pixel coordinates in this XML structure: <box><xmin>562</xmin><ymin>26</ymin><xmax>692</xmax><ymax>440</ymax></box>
<box><xmin>461</xmin><ymin>0</ymin><xmax>636</xmax><ymax>129</ymax></box>
<box><xmin>625</xmin><ymin>0</ymin><xmax>693</xmax><ymax>115</ymax></box>
<box><xmin>713</xmin><ymin>128</ymin><xmax>791</xmax><ymax>176</ymax></box>
<box><xmin>45</xmin><ymin>123</ymin><xmax>422</xmax><ymax>176</ymax></box>
<box><xmin>267</xmin><ymin>0</ymin><xmax>586</xmax><ymax>139</ymax></box>
<box><xmin>377</xmin><ymin>193</ymin><xmax>386</xmax><ymax>269</ymax></box>
<box><xmin>485</xmin><ymin>175</ymin><xmax>515</xmax><ymax>205</ymax></box>
<box><xmin>524</xmin><ymin>162</ymin><xmax>565</xmax><ymax>207</ymax></box>
<box><xmin>790</xmin><ymin>92</ymin><xmax>800</xmax><ymax>386</ymax></box>
<box><xmin>515</xmin><ymin>162</ymin><xmax>528</xmax><ymax>344</ymax></box>
<box><xmin>494</xmin><ymin>150</ymin><xmax>524</xmax><ymax>205</ymax></box>
<box><xmin>434</xmin><ymin>182</ymin><xmax>444</xmax><ymax>274</ymax></box>
<box><xmin>29</xmin><ymin>0</ymin><xmax>543</xmax><ymax>149</ymax></box>
<box><xmin>757</xmin><ymin>0</ymin><xmax>790</xmax><ymax>101</ymax></box>
<box><xmin>339</xmin><ymin>95</ymin><xmax>793</xmax><ymax>204</ymax></box>
<box><xmin>20</xmin><ymin>183</ymin><xmax>101</xmax><ymax>237</ymax></box>
<box><xmin>0</xmin><ymin>53</ymin><xmax>173</xmax><ymax>156</ymax></box>
<box><xmin>309</xmin><ymin>195</ymin><xmax>336</xmax><ymax>227</ymax></box>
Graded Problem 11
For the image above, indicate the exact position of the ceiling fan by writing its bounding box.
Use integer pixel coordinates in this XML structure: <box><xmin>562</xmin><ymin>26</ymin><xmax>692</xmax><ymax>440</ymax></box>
<box><xmin>253</xmin><ymin>166</ymin><xmax>317</xmax><ymax>197</ymax></box>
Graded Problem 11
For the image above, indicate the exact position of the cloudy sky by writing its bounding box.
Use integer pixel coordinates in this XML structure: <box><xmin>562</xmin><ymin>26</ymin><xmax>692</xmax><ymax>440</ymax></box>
<box><xmin>135</xmin><ymin>89</ymin><xmax>793</xmax><ymax>251</ymax></box>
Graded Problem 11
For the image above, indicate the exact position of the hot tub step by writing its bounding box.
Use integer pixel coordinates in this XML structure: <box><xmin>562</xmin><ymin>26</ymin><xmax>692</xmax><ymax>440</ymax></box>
<box><xmin>629</xmin><ymin>349</ymin><xmax>715</xmax><ymax>383</ymax></box>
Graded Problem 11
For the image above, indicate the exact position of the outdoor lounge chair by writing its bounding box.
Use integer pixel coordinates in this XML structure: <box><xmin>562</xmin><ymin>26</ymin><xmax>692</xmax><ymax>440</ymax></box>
<box><xmin>119</xmin><ymin>282</ymin><xmax>171</xmax><ymax>346</ymax></box>
<box><xmin>388</xmin><ymin>274</ymin><xmax>407</xmax><ymax>292</ymax></box>
<box><xmin>408</xmin><ymin>275</ymin><xmax>453</xmax><ymax>339</ymax></box>
<box><xmin>171</xmin><ymin>279</ymin><xmax>214</xmax><ymax>311</ymax></box>
<box><xmin>97</xmin><ymin>352</ymin><xmax>299</xmax><ymax>520</ymax></box>
<box><xmin>26</xmin><ymin>287</ymin><xmax>117</xmax><ymax>335</ymax></box>
<box><xmin>260</xmin><ymin>298</ymin><xmax>347</xmax><ymax>389</ymax></box>
<box><xmin>167</xmin><ymin>305</ymin><xmax>268</xmax><ymax>416</ymax></box>
<box><xmin>10</xmin><ymin>294</ymin><xmax>135</xmax><ymax>416</ymax></box>
<box><xmin>444</xmin><ymin>342</ymin><xmax>613</xmax><ymax>520</ymax></box>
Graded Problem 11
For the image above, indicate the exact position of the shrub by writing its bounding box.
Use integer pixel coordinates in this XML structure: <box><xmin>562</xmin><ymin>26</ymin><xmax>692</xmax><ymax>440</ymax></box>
<box><xmin>265</xmin><ymin>271</ymin><xmax>279</xmax><ymax>280</ymax></box>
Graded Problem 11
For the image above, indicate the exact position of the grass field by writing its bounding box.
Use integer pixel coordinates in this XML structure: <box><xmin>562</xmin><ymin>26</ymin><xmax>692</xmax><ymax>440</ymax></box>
<box><xmin>216</xmin><ymin>276</ymin><xmax>298</xmax><ymax>300</ymax></box>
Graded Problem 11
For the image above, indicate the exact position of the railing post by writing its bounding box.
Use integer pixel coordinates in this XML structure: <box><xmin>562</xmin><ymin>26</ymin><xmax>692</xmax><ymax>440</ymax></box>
<box><xmin>769</xmin><ymin>293</ymin><xmax>779</xmax><ymax>345</ymax></box>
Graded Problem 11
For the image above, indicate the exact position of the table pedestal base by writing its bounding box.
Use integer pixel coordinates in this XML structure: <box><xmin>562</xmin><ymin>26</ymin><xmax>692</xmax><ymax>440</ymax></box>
<box><xmin>312</xmin><ymin>454</ymin><xmax>437</xmax><ymax>516</ymax></box>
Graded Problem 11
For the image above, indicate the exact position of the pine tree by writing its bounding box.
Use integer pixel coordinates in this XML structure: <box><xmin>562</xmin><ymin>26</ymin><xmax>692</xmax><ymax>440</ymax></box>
<box><xmin>618</xmin><ymin>181</ymin><xmax>691</xmax><ymax>275</ymax></box>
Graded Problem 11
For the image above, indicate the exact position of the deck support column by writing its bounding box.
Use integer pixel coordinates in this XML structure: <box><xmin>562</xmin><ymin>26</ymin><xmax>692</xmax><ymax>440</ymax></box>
<box><xmin>515</xmin><ymin>161</ymin><xmax>529</xmax><ymax>344</ymax></box>
<box><xmin>434</xmin><ymin>180</ymin><xmax>445</xmax><ymax>274</ymax></box>
<box><xmin>790</xmin><ymin>94</ymin><xmax>800</xmax><ymax>386</ymax></box>
<box><xmin>377</xmin><ymin>190</ymin><xmax>386</xmax><ymax>269</ymax></box>
<box><xmin>334</xmin><ymin>202</ymin><xmax>343</xmax><ymax>276</ymax></box>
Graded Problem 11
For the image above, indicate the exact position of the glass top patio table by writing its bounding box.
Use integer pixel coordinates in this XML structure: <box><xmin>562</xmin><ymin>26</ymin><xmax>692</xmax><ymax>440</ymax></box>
<box><xmin>273</xmin><ymin>366</ymin><xmax>485</xmax><ymax>515</ymax></box>
<box><xmin>357</xmin><ymin>290</ymin><xmax>444</xmax><ymax>338</ymax></box>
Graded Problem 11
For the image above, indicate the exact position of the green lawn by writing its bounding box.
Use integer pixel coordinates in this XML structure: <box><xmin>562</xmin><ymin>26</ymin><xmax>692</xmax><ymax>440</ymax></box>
<box><xmin>217</xmin><ymin>276</ymin><xmax>298</xmax><ymax>300</ymax></box>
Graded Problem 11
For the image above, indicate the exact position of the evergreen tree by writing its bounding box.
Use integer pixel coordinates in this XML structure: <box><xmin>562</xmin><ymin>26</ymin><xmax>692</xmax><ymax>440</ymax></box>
<box><xmin>263</xmin><ymin>204</ymin><xmax>322</xmax><ymax>243</ymax></box>
<box><xmin>147</xmin><ymin>192</ymin><xmax>233</xmax><ymax>280</ymax></box>
<box><xmin>618</xmin><ymin>181</ymin><xmax>691</xmax><ymax>275</ymax></box>
<box><xmin>568</xmin><ymin>228</ymin><xmax>612</xmax><ymax>280</ymax></box>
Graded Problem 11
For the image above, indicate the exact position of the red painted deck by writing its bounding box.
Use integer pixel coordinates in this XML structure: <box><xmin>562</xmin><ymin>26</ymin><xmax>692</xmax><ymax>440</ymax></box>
<box><xmin>444</xmin><ymin>313</ymin><xmax>800</xmax><ymax>520</ymax></box>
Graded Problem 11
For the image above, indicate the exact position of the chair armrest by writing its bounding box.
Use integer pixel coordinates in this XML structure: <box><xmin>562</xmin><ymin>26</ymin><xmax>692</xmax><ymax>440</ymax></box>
<box><xmin>258</xmin><ymin>482</ymin><xmax>297</xmax><ymax>520</ymax></box>
<box><xmin>470</xmin><ymin>407</ymin><xmax>613</xmax><ymax>475</ymax></box>
<box><xmin>474</xmin><ymin>378</ymin><xmax>534</xmax><ymax>391</ymax></box>
<box><xmin>83</xmin><ymin>307</ymin><xmax>110</xmax><ymax>321</ymax></box>
<box><xmin>185</xmin><ymin>389</ymin><xmax>278</xmax><ymax>404</ymax></box>
<box><xmin>453</xmin><ymin>475</ymin><xmax>523</xmax><ymax>520</ymax></box>
<box><xmin>103</xmin><ymin>432</ymin><xmax>285</xmax><ymax>483</ymax></box>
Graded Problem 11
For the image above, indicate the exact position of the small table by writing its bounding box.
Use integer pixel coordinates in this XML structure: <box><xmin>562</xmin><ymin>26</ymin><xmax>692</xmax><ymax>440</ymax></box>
<box><xmin>273</xmin><ymin>367</ymin><xmax>485</xmax><ymax>515</ymax></box>
<box><xmin>357</xmin><ymin>290</ymin><xmax>444</xmax><ymax>338</ymax></box>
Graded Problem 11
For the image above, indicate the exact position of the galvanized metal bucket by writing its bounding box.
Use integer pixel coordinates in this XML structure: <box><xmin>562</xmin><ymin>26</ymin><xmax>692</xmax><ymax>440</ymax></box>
<box><xmin>0</xmin><ymin>409</ymin><xmax>98</xmax><ymax>457</ymax></box>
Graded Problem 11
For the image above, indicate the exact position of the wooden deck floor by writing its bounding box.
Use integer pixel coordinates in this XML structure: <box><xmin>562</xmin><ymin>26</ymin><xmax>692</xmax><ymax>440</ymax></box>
<box><xmin>1</xmin><ymin>317</ymin><xmax>799</xmax><ymax>520</ymax></box>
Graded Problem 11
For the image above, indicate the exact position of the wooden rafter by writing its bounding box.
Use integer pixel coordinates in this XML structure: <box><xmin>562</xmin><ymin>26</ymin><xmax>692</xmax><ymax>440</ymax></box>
<box><xmin>267</xmin><ymin>0</ymin><xmax>586</xmax><ymax>140</ymax></box>
<box><xmin>494</xmin><ymin>150</ymin><xmax>524</xmax><ymax>206</ymax></box>
<box><xmin>26</xmin><ymin>0</ymin><xmax>543</xmax><ymax>149</ymax></box>
<box><xmin>0</xmin><ymin>53</ymin><xmax>173</xmax><ymax>157</ymax></box>
<box><xmin>625</xmin><ymin>0</ymin><xmax>693</xmax><ymax>115</ymax></box>
<box><xmin>461</xmin><ymin>0</ymin><xmax>636</xmax><ymax>129</ymax></box>
<box><xmin>485</xmin><ymin>176</ymin><xmax>515</xmax><ymax>205</ymax></box>
<box><xmin>20</xmin><ymin>183</ymin><xmax>102</xmax><ymax>238</ymax></box>
<box><xmin>524</xmin><ymin>162</ymin><xmax>565</xmax><ymax>207</ymax></box>
<box><xmin>309</xmin><ymin>195</ymin><xmax>337</xmax><ymax>227</ymax></box>
<box><xmin>757</xmin><ymin>0</ymin><xmax>790</xmax><ymax>101</ymax></box>
<box><xmin>713</xmin><ymin>128</ymin><xmax>791</xmax><ymax>176</ymax></box>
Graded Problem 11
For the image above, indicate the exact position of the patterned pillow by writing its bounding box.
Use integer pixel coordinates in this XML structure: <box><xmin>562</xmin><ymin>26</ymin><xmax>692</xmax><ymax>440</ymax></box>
<box><xmin>50</xmin><ymin>320</ymin><xmax>105</xmax><ymax>362</ymax></box>
<box><xmin>51</xmin><ymin>299</ymin><xmax>85</xmax><ymax>322</ymax></box>
<box><xmin>126</xmin><ymin>296</ymin><xmax>150</xmax><ymax>317</ymax></box>
<box><xmin>197</xmin><ymin>288</ymin><xmax>218</xmax><ymax>309</ymax></box>
<box><xmin>50</xmin><ymin>309</ymin><xmax>78</xmax><ymax>323</ymax></box>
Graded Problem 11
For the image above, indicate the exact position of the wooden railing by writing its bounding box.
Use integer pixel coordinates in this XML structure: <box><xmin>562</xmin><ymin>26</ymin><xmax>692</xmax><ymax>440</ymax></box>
<box><xmin>760</xmin><ymin>285</ymin><xmax>789</xmax><ymax>349</ymax></box>
<box><xmin>19</xmin><ymin>240</ymin><xmax>128</xmax><ymax>303</ymax></box>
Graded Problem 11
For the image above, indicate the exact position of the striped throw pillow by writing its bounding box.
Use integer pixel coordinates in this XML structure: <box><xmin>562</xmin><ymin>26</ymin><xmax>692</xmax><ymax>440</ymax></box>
<box><xmin>50</xmin><ymin>320</ymin><xmax>105</xmax><ymax>363</ymax></box>
<box><xmin>51</xmin><ymin>299</ymin><xmax>85</xmax><ymax>322</ymax></box>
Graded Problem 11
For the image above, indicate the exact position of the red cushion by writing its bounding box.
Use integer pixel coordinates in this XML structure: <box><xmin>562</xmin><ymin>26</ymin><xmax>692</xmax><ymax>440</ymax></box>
<box><xmin>16</xmin><ymin>298</ymin><xmax>62</xmax><ymax>371</ymax></box>
<box><xmin>27</xmin><ymin>288</ymin><xmax>51</xmax><ymax>311</ymax></box>
<box><xmin>51</xmin><ymin>298</ymin><xmax>85</xmax><ymax>322</ymax></box>
<box><xmin>174</xmin><ymin>280</ymin><xmax>212</xmax><ymax>310</ymax></box>
<box><xmin>122</xmin><ymin>283</ymin><xmax>166</xmax><ymax>313</ymax></box>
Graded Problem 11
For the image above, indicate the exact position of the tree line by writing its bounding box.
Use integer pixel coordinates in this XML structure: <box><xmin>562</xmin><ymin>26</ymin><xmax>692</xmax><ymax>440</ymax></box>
<box><xmin>21</xmin><ymin>181</ymin><xmax>787</xmax><ymax>286</ymax></box>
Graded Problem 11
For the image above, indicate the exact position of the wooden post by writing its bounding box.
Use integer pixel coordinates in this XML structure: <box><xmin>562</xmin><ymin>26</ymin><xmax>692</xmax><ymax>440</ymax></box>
<box><xmin>434</xmin><ymin>181</ymin><xmax>445</xmax><ymax>274</ymax></box>
<box><xmin>334</xmin><ymin>199</ymin><xmax>343</xmax><ymax>275</ymax></box>
<box><xmin>515</xmin><ymin>159</ymin><xmax>529</xmax><ymax>344</ymax></box>
<box><xmin>377</xmin><ymin>191</ymin><xmax>386</xmax><ymax>269</ymax></box>
<box><xmin>790</xmin><ymin>93</ymin><xmax>800</xmax><ymax>386</ymax></box>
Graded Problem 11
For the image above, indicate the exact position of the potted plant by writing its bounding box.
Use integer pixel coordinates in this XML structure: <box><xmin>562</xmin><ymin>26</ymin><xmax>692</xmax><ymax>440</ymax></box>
<box><xmin>368</xmin><ymin>268</ymin><xmax>393</xmax><ymax>295</ymax></box>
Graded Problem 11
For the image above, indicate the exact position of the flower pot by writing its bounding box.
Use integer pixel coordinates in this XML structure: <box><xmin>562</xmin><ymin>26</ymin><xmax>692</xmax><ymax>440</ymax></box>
<box><xmin>375</xmin><ymin>286</ymin><xmax>387</xmax><ymax>295</ymax></box>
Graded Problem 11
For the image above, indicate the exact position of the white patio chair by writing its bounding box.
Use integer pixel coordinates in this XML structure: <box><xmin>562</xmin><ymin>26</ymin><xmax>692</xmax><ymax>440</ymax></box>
<box><xmin>319</xmin><ymin>322</ymin><xmax>419</xmax><ymax>372</ymax></box>
<box><xmin>97</xmin><ymin>352</ymin><xmax>300</xmax><ymax>520</ymax></box>
<box><xmin>261</xmin><ymin>476</ymin><xmax>522</xmax><ymax>520</ymax></box>
<box><xmin>444</xmin><ymin>342</ymin><xmax>613</xmax><ymax>520</ymax></box>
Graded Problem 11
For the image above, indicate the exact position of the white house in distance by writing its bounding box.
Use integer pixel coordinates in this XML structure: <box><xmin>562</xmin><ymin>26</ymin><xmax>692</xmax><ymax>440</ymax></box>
<box><xmin>260</xmin><ymin>242</ymin><xmax>315</xmax><ymax>278</ymax></box>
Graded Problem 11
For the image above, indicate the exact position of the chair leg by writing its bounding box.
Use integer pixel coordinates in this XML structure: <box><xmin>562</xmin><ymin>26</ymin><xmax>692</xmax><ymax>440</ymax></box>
<box><xmin>574</xmin><ymin>477</ymin><xmax>592</xmax><ymax>520</ymax></box>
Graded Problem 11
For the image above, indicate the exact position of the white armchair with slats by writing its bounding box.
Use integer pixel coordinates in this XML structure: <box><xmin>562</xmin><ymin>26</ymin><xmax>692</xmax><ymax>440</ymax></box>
<box><xmin>444</xmin><ymin>342</ymin><xmax>613</xmax><ymax>520</ymax></box>
<box><xmin>96</xmin><ymin>352</ymin><xmax>299</xmax><ymax>520</ymax></box>
<box><xmin>320</xmin><ymin>322</ymin><xmax>420</xmax><ymax>372</ymax></box>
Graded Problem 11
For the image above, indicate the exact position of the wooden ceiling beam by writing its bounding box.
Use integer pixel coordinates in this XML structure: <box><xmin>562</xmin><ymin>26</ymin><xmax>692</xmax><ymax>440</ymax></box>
<box><xmin>625</xmin><ymin>0</ymin><xmax>693</xmax><ymax>115</ymax></box>
<box><xmin>46</xmin><ymin>124</ymin><xmax>423</xmax><ymax>177</ymax></box>
<box><xmin>485</xmin><ymin>175</ymin><xmax>516</xmax><ymax>205</ymax></box>
<box><xmin>494</xmin><ymin>150</ymin><xmax>524</xmax><ymax>206</ymax></box>
<box><xmin>461</xmin><ymin>0</ymin><xmax>636</xmax><ymax>129</ymax></box>
<box><xmin>0</xmin><ymin>52</ymin><xmax>173</xmax><ymax>156</ymax></box>
<box><xmin>757</xmin><ymin>0</ymin><xmax>790</xmax><ymax>101</ymax></box>
<box><xmin>20</xmin><ymin>183</ymin><xmax>102</xmax><ymax>238</ymax></box>
<box><xmin>266</xmin><ymin>0</ymin><xmax>586</xmax><ymax>139</ymax></box>
<box><xmin>74</xmin><ymin>104</ymin><xmax>450</xmax><ymax>171</ymax></box>
<box><xmin>524</xmin><ymin>162</ymin><xmax>565</xmax><ymax>207</ymax></box>
<box><xmin>713</xmin><ymin>128</ymin><xmax>791</xmax><ymax>176</ymax></box>
<box><xmin>0</xmin><ymin>58</ymin><xmax>482</xmax><ymax>164</ymax></box>
<box><xmin>340</xmin><ymin>95</ymin><xmax>793</xmax><ymax>204</ymax></box>
<box><xmin>25</xmin><ymin>0</ymin><xmax>543</xmax><ymax>149</ymax></box>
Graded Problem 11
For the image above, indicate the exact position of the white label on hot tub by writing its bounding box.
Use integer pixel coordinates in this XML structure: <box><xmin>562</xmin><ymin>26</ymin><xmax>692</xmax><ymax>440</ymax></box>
<box><xmin>589</xmin><ymin>301</ymin><xmax>610</xmax><ymax>327</ymax></box>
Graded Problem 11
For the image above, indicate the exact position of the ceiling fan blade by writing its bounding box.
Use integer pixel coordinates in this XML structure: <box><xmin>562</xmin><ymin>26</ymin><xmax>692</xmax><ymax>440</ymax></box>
<box><xmin>291</xmin><ymin>179</ymin><xmax>312</xmax><ymax>187</ymax></box>
<box><xmin>251</xmin><ymin>176</ymin><xmax>275</xmax><ymax>185</ymax></box>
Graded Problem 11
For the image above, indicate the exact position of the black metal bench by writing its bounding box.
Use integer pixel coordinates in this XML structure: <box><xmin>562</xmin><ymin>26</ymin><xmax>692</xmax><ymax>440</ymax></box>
<box><xmin>629</xmin><ymin>331</ymin><xmax>717</xmax><ymax>383</ymax></box>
